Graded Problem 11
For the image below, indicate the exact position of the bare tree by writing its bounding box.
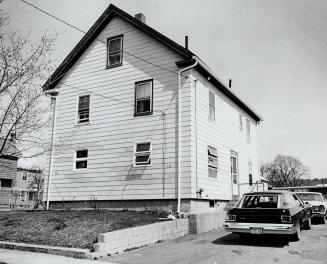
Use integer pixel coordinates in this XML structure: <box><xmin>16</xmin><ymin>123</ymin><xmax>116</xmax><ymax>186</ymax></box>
<box><xmin>0</xmin><ymin>11</ymin><xmax>56</xmax><ymax>159</ymax></box>
<box><xmin>261</xmin><ymin>154</ymin><xmax>310</xmax><ymax>187</ymax></box>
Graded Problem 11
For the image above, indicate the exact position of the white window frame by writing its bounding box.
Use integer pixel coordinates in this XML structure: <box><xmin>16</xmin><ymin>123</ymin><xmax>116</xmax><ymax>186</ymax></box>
<box><xmin>22</xmin><ymin>172</ymin><xmax>28</xmax><ymax>181</ymax></box>
<box><xmin>74</xmin><ymin>149</ymin><xmax>88</xmax><ymax>170</ymax></box>
<box><xmin>107</xmin><ymin>35</ymin><xmax>123</xmax><ymax>68</ymax></box>
<box><xmin>209</xmin><ymin>91</ymin><xmax>215</xmax><ymax>121</ymax></box>
<box><xmin>246</xmin><ymin>119</ymin><xmax>251</xmax><ymax>142</ymax></box>
<box><xmin>133</xmin><ymin>142</ymin><xmax>152</xmax><ymax>167</ymax></box>
<box><xmin>231</xmin><ymin>152</ymin><xmax>239</xmax><ymax>184</ymax></box>
<box><xmin>248</xmin><ymin>161</ymin><xmax>253</xmax><ymax>186</ymax></box>
<box><xmin>208</xmin><ymin>145</ymin><xmax>218</xmax><ymax>178</ymax></box>
<box><xmin>239</xmin><ymin>113</ymin><xmax>243</xmax><ymax>131</ymax></box>
<box><xmin>76</xmin><ymin>94</ymin><xmax>91</xmax><ymax>124</ymax></box>
<box><xmin>135</xmin><ymin>79</ymin><xmax>153</xmax><ymax>116</ymax></box>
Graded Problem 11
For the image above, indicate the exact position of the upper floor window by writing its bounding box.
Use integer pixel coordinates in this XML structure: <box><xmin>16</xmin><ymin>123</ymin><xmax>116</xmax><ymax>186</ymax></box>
<box><xmin>239</xmin><ymin>113</ymin><xmax>243</xmax><ymax>131</ymax></box>
<box><xmin>22</xmin><ymin>172</ymin><xmax>28</xmax><ymax>181</ymax></box>
<box><xmin>208</xmin><ymin>145</ymin><xmax>218</xmax><ymax>178</ymax></box>
<box><xmin>135</xmin><ymin>80</ymin><xmax>153</xmax><ymax>116</ymax></box>
<box><xmin>107</xmin><ymin>35</ymin><xmax>123</xmax><ymax>68</ymax></box>
<box><xmin>134</xmin><ymin>142</ymin><xmax>151</xmax><ymax>167</ymax></box>
<box><xmin>246</xmin><ymin>119</ymin><xmax>251</xmax><ymax>142</ymax></box>
<box><xmin>77</xmin><ymin>95</ymin><xmax>90</xmax><ymax>123</ymax></box>
<box><xmin>209</xmin><ymin>91</ymin><xmax>215</xmax><ymax>120</ymax></box>
<box><xmin>75</xmin><ymin>149</ymin><xmax>88</xmax><ymax>169</ymax></box>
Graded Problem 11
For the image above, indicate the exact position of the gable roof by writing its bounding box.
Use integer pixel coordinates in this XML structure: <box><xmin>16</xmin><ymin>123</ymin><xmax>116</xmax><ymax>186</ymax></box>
<box><xmin>43</xmin><ymin>4</ymin><xmax>262</xmax><ymax>122</ymax></box>
<box><xmin>0</xmin><ymin>139</ymin><xmax>20</xmax><ymax>158</ymax></box>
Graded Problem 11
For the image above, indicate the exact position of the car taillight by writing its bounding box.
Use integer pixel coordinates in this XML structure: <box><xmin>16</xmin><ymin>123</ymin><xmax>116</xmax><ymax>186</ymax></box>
<box><xmin>225</xmin><ymin>214</ymin><xmax>236</xmax><ymax>222</ymax></box>
<box><xmin>319</xmin><ymin>205</ymin><xmax>325</xmax><ymax>213</ymax></box>
<box><xmin>281</xmin><ymin>215</ymin><xmax>292</xmax><ymax>224</ymax></box>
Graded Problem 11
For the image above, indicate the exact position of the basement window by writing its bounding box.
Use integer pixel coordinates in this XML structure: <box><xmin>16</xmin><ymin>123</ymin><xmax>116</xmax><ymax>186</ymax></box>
<box><xmin>77</xmin><ymin>95</ymin><xmax>90</xmax><ymax>123</ymax></box>
<box><xmin>135</xmin><ymin>80</ymin><xmax>153</xmax><ymax>116</ymax></box>
<box><xmin>107</xmin><ymin>35</ymin><xmax>123</xmax><ymax>68</ymax></box>
<box><xmin>208</xmin><ymin>146</ymin><xmax>218</xmax><ymax>178</ymax></box>
<box><xmin>75</xmin><ymin>149</ymin><xmax>88</xmax><ymax>170</ymax></box>
<box><xmin>134</xmin><ymin>142</ymin><xmax>151</xmax><ymax>167</ymax></box>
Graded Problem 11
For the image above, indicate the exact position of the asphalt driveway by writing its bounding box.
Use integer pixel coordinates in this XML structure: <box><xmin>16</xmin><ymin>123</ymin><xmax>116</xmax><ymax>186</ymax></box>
<box><xmin>104</xmin><ymin>221</ymin><xmax>327</xmax><ymax>264</ymax></box>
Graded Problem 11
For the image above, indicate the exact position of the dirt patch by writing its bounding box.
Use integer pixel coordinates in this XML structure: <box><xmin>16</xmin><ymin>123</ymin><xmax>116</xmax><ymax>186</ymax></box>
<box><xmin>0</xmin><ymin>210</ymin><xmax>166</xmax><ymax>249</ymax></box>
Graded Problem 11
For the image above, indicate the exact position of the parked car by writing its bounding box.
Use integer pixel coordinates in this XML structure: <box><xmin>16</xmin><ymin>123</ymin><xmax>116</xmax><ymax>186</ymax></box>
<box><xmin>223</xmin><ymin>191</ymin><xmax>312</xmax><ymax>241</ymax></box>
<box><xmin>295</xmin><ymin>192</ymin><xmax>326</xmax><ymax>224</ymax></box>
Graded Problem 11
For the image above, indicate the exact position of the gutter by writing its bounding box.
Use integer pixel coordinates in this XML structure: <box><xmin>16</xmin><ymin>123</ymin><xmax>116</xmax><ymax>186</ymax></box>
<box><xmin>44</xmin><ymin>89</ymin><xmax>59</xmax><ymax>210</ymax></box>
<box><xmin>177</xmin><ymin>56</ymin><xmax>198</xmax><ymax>213</ymax></box>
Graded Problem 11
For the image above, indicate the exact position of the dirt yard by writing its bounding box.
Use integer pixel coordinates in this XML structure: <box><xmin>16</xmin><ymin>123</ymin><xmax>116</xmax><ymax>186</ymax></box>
<box><xmin>0</xmin><ymin>210</ymin><xmax>166</xmax><ymax>249</ymax></box>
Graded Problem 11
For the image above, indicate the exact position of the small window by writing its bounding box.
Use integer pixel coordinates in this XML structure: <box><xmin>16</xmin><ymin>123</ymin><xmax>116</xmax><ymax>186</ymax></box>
<box><xmin>0</xmin><ymin>178</ymin><xmax>13</xmax><ymax>188</ymax></box>
<box><xmin>77</xmin><ymin>95</ymin><xmax>90</xmax><ymax>123</ymax></box>
<box><xmin>246</xmin><ymin>119</ymin><xmax>251</xmax><ymax>142</ymax></box>
<box><xmin>134</xmin><ymin>142</ymin><xmax>151</xmax><ymax>167</ymax></box>
<box><xmin>107</xmin><ymin>35</ymin><xmax>123</xmax><ymax>68</ymax></box>
<box><xmin>75</xmin><ymin>149</ymin><xmax>88</xmax><ymax>169</ymax></box>
<box><xmin>248</xmin><ymin>161</ymin><xmax>253</xmax><ymax>186</ymax></box>
<box><xmin>209</xmin><ymin>200</ymin><xmax>216</xmax><ymax>208</ymax></box>
<box><xmin>208</xmin><ymin>146</ymin><xmax>218</xmax><ymax>178</ymax></box>
<box><xmin>239</xmin><ymin>114</ymin><xmax>243</xmax><ymax>131</ymax></box>
<box><xmin>209</xmin><ymin>91</ymin><xmax>215</xmax><ymax>120</ymax></box>
<box><xmin>22</xmin><ymin>172</ymin><xmax>28</xmax><ymax>181</ymax></box>
<box><xmin>135</xmin><ymin>80</ymin><xmax>153</xmax><ymax>116</ymax></box>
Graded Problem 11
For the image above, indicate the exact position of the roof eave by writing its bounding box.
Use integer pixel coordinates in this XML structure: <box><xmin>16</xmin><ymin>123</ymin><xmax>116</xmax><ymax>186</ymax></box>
<box><xmin>43</xmin><ymin>4</ymin><xmax>193</xmax><ymax>91</ymax></box>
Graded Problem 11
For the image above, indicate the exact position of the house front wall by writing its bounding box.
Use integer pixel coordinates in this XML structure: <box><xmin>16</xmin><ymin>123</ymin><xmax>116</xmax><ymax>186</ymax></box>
<box><xmin>45</xmin><ymin>16</ymin><xmax>192</xmax><ymax>203</ymax></box>
<box><xmin>188</xmin><ymin>70</ymin><xmax>260</xmax><ymax>205</ymax></box>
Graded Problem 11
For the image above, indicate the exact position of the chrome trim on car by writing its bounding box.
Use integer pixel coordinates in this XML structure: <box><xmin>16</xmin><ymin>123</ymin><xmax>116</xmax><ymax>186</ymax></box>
<box><xmin>223</xmin><ymin>222</ymin><xmax>295</xmax><ymax>235</ymax></box>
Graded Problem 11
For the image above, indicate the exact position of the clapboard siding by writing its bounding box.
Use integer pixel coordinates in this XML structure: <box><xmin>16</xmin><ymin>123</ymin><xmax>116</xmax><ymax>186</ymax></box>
<box><xmin>189</xmin><ymin>70</ymin><xmax>260</xmax><ymax>200</ymax></box>
<box><xmin>46</xmin><ymin>16</ymin><xmax>192</xmax><ymax>201</ymax></box>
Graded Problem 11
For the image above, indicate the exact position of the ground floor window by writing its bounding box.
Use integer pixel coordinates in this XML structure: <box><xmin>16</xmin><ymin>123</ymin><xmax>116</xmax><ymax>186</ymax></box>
<box><xmin>231</xmin><ymin>152</ymin><xmax>238</xmax><ymax>184</ymax></box>
<box><xmin>75</xmin><ymin>149</ymin><xmax>88</xmax><ymax>169</ymax></box>
<box><xmin>134</xmin><ymin>142</ymin><xmax>151</xmax><ymax>167</ymax></box>
<box><xmin>208</xmin><ymin>146</ymin><xmax>218</xmax><ymax>178</ymax></box>
<box><xmin>0</xmin><ymin>178</ymin><xmax>13</xmax><ymax>188</ymax></box>
<box><xmin>248</xmin><ymin>161</ymin><xmax>253</xmax><ymax>186</ymax></box>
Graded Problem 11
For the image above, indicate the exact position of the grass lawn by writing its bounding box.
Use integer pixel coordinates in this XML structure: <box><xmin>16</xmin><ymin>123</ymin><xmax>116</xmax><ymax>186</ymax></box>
<box><xmin>0</xmin><ymin>210</ymin><xmax>166</xmax><ymax>249</ymax></box>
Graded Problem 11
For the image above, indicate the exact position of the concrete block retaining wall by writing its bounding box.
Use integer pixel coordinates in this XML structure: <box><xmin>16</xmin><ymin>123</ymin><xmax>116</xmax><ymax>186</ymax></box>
<box><xmin>189</xmin><ymin>212</ymin><xmax>226</xmax><ymax>234</ymax></box>
<box><xmin>94</xmin><ymin>218</ymin><xmax>189</xmax><ymax>255</ymax></box>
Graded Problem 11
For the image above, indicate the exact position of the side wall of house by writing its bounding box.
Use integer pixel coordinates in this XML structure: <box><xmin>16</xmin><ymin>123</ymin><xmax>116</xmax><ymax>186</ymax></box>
<box><xmin>0</xmin><ymin>157</ymin><xmax>17</xmax><ymax>182</ymax></box>
<box><xmin>44</xmin><ymin>17</ymin><xmax>193</xmax><ymax>202</ymax></box>
<box><xmin>189</xmin><ymin>70</ymin><xmax>260</xmax><ymax>202</ymax></box>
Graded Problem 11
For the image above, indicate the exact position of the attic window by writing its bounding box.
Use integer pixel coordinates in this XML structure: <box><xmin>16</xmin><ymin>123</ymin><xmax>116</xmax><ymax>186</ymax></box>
<box><xmin>107</xmin><ymin>35</ymin><xmax>123</xmax><ymax>68</ymax></box>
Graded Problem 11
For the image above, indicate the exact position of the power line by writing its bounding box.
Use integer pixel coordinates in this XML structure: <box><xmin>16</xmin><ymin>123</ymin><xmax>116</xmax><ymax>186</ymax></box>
<box><xmin>20</xmin><ymin>0</ymin><xmax>189</xmax><ymax>80</ymax></box>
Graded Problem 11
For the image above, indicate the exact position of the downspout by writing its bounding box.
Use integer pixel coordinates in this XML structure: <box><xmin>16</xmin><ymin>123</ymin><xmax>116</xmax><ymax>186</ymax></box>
<box><xmin>45</xmin><ymin>89</ymin><xmax>59</xmax><ymax>210</ymax></box>
<box><xmin>177</xmin><ymin>56</ymin><xmax>198</xmax><ymax>213</ymax></box>
<box><xmin>256</xmin><ymin>121</ymin><xmax>261</xmax><ymax>190</ymax></box>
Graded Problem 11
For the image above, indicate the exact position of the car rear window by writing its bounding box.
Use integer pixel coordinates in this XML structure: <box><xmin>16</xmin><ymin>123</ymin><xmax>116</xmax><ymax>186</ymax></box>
<box><xmin>296</xmin><ymin>193</ymin><xmax>323</xmax><ymax>202</ymax></box>
<box><xmin>241</xmin><ymin>195</ymin><xmax>279</xmax><ymax>208</ymax></box>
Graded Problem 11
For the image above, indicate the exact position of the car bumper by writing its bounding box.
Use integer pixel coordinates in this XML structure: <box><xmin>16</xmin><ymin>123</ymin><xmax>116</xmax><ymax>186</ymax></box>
<box><xmin>312</xmin><ymin>212</ymin><xmax>326</xmax><ymax>218</ymax></box>
<box><xmin>223</xmin><ymin>222</ymin><xmax>295</xmax><ymax>235</ymax></box>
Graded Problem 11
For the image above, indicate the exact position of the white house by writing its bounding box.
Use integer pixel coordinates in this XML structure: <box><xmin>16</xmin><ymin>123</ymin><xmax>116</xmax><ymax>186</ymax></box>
<box><xmin>43</xmin><ymin>5</ymin><xmax>263</xmax><ymax>213</ymax></box>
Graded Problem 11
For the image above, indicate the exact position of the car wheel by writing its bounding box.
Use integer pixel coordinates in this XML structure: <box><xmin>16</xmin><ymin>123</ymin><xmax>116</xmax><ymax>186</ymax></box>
<box><xmin>303</xmin><ymin>217</ymin><xmax>311</xmax><ymax>230</ymax></box>
<box><xmin>292</xmin><ymin>224</ymin><xmax>301</xmax><ymax>241</ymax></box>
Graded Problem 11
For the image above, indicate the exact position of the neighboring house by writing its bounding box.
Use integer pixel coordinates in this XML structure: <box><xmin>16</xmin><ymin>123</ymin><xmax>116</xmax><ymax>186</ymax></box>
<box><xmin>43</xmin><ymin>5</ymin><xmax>263</xmax><ymax>213</ymax></box>
<box><xmin>0</xmin><ymin>138</ymin><xmax>19</xmax><ymax>210</ymax></box>
<box><xmin>10</xmin><ymin>167</ymin><xmax>43</xmax><ymax>209</ymax></box>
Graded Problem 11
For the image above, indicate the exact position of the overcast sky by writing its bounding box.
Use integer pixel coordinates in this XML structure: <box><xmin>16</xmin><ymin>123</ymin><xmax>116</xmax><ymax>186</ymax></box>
<box><xmin>2</xmin><ymin>0</ymin><xmax>327</xmax><ymax>178</ymax></box>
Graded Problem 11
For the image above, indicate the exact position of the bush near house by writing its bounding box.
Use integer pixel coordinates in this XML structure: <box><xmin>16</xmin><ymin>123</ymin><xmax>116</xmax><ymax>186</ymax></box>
<box><xmin>0</xmin><ymin>210</ymin><xmax>166</xmax><ymax>249</ymax></box>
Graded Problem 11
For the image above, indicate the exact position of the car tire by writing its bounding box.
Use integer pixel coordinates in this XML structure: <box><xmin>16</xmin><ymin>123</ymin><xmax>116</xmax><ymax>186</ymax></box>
<box><xmin>303</xmin><ymin>217</ymin><xmax>311</xmax><ymax>230</ymax></box>
<box><xmin>292</xmin><ymin>224</ymin><xmax>301</xmax><ymax>241</ymax></box>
